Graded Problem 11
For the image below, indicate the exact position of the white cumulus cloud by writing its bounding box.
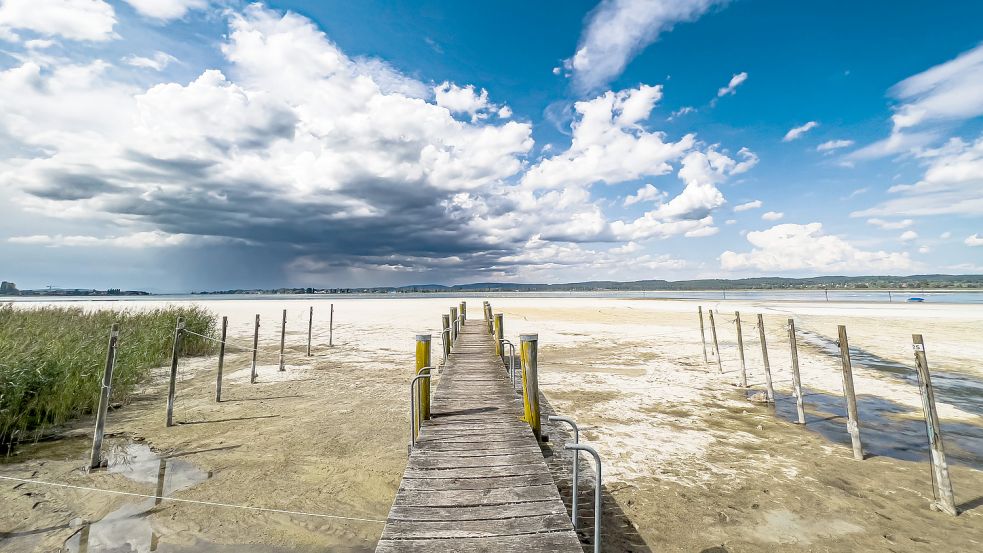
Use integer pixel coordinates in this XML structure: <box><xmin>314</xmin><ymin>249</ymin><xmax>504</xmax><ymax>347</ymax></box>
<box><xmin>717</xmin><ymin>71</ymin><xmax>747</xmax><ymax>97</ymax></box>
<box><xmin>123</xmin><ymin>0</ymin><xmax>209</xmax><ymax>21</ymax></box>
<box><xmin>566</xmin><ymin>0</ymin><xmax>726</xmax><ymax>92</ymax></box>
<box><xmin>122</xmin><ymin>51</ymin><xmax>178</xmax><ymax>71</ymax></box>
<box><xmin>866</xmin><ymin>218</ymin><xmax>913</xmax><ymax>230</ymax></box>
<box><xmin>761</xmin><ymin>211</ymin><xmax>783</xmax><ymax>221</ymax></box>
<box><xmin>783</xmin><ymin>121</ymin><xmax>818</xmax><ymax>142</ymax></box>
<box><xmin>817</xmin><ymin>139</ymin><xmax>854</xmax><ymax>152</ymax></box>
<box><xmin>720</xmin><ymin>223</ymin><xmax>914</xmax><ymax>272</ymax></box>
<box><xmin>624</xmin><ymin>183</ymin><xmax>664</xmax><ymax>206</ymax></box>
<box><xmin>0</xmin><ymin>0</ymin><xmax>117</xmax><ymax>42</ymax></box>
<box><xmin>733</xmin><ymin>199</ymin><xmax>761</xmax><ymax>212</ymax></box>
<box><xmin>966</xmin><ymin>234</ymin><xmax>983</xmax><ymax>247</ymax></box>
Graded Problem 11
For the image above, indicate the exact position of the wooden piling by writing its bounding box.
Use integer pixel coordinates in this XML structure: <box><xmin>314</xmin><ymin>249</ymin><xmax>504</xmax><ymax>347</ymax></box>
<box><xmin>708</xmin><ymin>310</ymin><xmax>723</xmax><ymax>373</ymax></box>
<box><xmin>165</xmin><ymin>318</ymin><xmax>185</xmax><ymax>427</ymax></box>
<box><xmin>449</xmin><ymin>306</ymin><xmax>458</xmax><ymax>342</ymax></box>
<box><xmin>415</xmin><ymin>334</ymin><xmax>432</xmax><ymax>425</ymax></box>
<box><xmin>278</xmin><ymin>309</ymin><xmax>287</xmax><ymax>372</ymax></box>
<box><xmin>494</xmin><ymin>312</ymin><xmax>504</xmax><ymax>359</ymax></box>
<box><xmin>757</xmin><ymin>314</ymin><xmax>774</xmax><ymax>403</ymax></box>
<box><xmin>787</xmin><ymin>319</ymin><xmax>806</xmax><ymax>424</ymax></box>
<box><xmin>307</xmin><ymin>306</ymin><xmax>313</xmax><ymax>357</ymax></box>
<box><xmin>698</xmin><ymin>306</ymin><xmax>708</xmax><ymax>368</ymax></box>
<box><xmin>329</xmin><ymin>303</ymin><xmax>334</xmax><ymax>347</ymax></box>
<box><xmin>441</xmin><ymin>314</ymin><xmax>451</xmax><ymax>362</ymax></box>
<box><xmin>250</xmin><ymin>314</ymin><xmax>259</xmax><ymax>384</ymax></box>
<box><xmin>520</xmin><ymin>333</ymin><xmax>541</xmax><ymax>440</ymax></box>
<box><xmin>89</xmin><ymin>323</ymin><xmax>119</xmax><ymax>468</ymax></box>
<box><xmin>837</xmin><ymin>325</ymin><xmax>864</xmax><ymax>460</ymax></box>
<box><xmin>735</xmin><ymin>311</ymin><xmax>748</xmax><ymax>387</ymax></box>
<box><xmin>459</xmin><ymin>301</ymin><xmax>466</xmax><ymax>320</ymax></box>
<box><xmin>912</xmin><ymin>334</ymin><xmax>958</xmax><ymax>515</ymax></box>
<box><xmin>216</xmin><ymin>316</ymin><xmax>227</xmax><ymax>402</ymax></box>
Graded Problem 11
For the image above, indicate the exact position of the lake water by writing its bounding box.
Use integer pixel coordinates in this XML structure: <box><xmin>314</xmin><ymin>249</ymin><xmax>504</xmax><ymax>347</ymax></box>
<box><xmin>6</xmin><ymin>289</ymin><xmax>983</xmax><ymax>304</ymax></box>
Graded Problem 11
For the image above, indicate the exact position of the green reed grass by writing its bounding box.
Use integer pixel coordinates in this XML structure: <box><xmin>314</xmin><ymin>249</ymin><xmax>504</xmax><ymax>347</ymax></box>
<box><xmin>0</xmin><ymin>303</ymin><xmax>217</xmax><ymax>445</ymax></box>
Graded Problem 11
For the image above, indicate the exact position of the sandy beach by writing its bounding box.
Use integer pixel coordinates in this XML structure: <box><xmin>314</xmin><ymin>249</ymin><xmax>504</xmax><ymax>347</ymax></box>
<box><xmin>2</xmin><ymin>297</ymin><xmax>982</xmax><ymax>552</ymax></box>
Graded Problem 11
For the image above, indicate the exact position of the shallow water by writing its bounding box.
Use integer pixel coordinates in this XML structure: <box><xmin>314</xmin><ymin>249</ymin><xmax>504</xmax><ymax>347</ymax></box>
<box><xmin>63</xmin><ymin>442</ymin><xmax>211</xmax><ymax>553</ymax></box>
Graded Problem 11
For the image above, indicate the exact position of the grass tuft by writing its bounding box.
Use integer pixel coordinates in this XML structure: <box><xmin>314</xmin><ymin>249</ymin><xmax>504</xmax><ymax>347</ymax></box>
<box><xmin>0</xmin><ymin>303</ymin><xmax>217</xmax><ymax>445</ymax></box>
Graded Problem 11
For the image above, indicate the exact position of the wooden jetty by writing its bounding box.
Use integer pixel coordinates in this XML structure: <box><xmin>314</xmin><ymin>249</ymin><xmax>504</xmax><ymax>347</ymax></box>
<box><xmin>376</xmin><ymin>319</ymin><xmax>582</xmax><ymax>552</ymax></box>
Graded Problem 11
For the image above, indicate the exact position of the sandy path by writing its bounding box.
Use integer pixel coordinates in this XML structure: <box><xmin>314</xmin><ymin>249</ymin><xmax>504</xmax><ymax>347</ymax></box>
<box><xmin>2</xmin><ymin>297</ymin><xmax>982</xmax><ymax>552</ymax></box>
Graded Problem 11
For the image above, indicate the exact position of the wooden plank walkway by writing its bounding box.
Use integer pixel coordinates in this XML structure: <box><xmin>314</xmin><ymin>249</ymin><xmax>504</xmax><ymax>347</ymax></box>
<box><xmin>376</xmin><ymin>319</ymin><xmax>582</xmax><ymax>552</ymax></box>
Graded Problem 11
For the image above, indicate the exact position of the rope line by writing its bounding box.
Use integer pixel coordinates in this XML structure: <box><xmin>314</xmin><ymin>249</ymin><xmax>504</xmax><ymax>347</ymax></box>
<box><xmin>0</xmin><ymin>476</ymin><xmax>386</xmax><ymax>524</ymax></box>
<box><xmin>182</xmin><ymin>330</ymin><xmax>289</xmax><ymax>356</ymax></box>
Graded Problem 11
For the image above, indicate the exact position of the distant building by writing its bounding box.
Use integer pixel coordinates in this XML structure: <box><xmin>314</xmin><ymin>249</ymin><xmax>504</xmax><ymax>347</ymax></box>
<box><xmin>0</xmin><ymin>281</ymin><xmax>17</xmax><ymax>295</ymax></box>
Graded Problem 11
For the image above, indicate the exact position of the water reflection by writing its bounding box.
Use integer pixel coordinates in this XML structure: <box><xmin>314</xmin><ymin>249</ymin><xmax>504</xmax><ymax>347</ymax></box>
<box><xmin>64</xmin><ymin>442</ymin><xmax>209</xmax><ymax>553</ymax></box>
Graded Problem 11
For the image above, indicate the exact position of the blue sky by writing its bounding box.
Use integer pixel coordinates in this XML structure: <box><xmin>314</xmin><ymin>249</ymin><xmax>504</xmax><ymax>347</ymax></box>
<box><xmin>0</xmin><ymin>0</ymin><xmax>981</xmax><ymax>291</ymax></box>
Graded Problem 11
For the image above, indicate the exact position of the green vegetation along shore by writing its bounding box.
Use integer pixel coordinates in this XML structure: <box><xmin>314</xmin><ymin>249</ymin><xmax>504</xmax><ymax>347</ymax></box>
<box><xmin>0</xmin><ymin>303</ymin><xmax>217</xmax><ymax>448</ymax></box>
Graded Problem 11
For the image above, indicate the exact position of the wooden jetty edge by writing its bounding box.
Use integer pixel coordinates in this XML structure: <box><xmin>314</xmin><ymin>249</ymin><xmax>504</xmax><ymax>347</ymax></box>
<box><xmin>375</xmin><ymin>319</ymin><xmax>582</xmax><ymax>552</ymax></box>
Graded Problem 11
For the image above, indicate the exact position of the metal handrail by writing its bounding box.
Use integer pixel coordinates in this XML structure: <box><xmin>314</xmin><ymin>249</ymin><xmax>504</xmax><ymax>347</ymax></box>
<box><xmin>565</xmin><ymin>443</ymin><xmax>601</xmax><ymax>553</ymax></box>
<box><xmin>501</xmin><ymin>339</ymin><xmax>516</xmax><ymax>388</ymax></box>
<box><xmin>409</xmin><ymin>367</ymin><xmax>434</xmax><ymax>449</ymax></box>
<box><xmin>548</xmin><ymin>416</ymin><xmax>580</xmax><ymax>529</ymax></box>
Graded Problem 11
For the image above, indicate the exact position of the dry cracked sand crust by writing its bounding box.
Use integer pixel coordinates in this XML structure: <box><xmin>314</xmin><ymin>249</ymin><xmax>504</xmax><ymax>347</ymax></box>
<box><xmin>2</xmin><ymin>297</ymin><xmax>982</xmax><ymax>552</ymax></box>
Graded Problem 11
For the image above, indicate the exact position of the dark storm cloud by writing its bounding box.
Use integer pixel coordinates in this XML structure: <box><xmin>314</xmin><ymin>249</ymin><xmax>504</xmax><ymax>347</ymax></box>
<box><xmin>25</xmin><ymin>171</ymin><xmax>122</xmax><ymax>200</ymax></box>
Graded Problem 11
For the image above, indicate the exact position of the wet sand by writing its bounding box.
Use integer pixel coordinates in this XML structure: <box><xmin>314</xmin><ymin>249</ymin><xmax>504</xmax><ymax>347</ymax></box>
<box><xmin>2</xmin><ymin>297</ymin><xmax>982</xmax><ymax>552</ymax></box>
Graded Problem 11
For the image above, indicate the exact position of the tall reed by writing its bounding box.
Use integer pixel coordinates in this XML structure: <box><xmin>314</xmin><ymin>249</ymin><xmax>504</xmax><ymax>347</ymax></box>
<box><xmin>0</xmin><ymin>303</ymin><xmax>217</xmax><ymax>445</ymax></box>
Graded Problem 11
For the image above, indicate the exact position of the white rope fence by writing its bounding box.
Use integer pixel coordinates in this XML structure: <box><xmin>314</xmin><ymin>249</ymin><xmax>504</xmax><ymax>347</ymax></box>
<box><xmin>0</xmin><ymin>475</ymin><xmax>386</xmax><ymax>524</ymax></box>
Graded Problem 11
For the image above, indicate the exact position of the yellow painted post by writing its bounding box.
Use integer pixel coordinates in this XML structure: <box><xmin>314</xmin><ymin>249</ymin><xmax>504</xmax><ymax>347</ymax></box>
<box><xmin>494</xmin><ymin>313</ymin><xmax>504</xmax><ymax>359</ymax></box>
<box><xmin>415</xmin><ymin>334</ymin><xmax>432</xmax><ymax>427</ymax></box>
<box><xmin>520</xmin><ymin>333</ymin><xmax>541</xmax><ymax>440</ymax></box>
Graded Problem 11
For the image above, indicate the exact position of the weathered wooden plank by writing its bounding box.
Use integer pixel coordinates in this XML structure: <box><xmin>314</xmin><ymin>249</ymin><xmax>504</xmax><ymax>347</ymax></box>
<box><xmin>403</xmin><ymin>464</ymin><xmax>546</xmax><ymax>479</ymax></box>
<box><xmin>376</xmin><ymin>532</ymin><xmax>582</xmax><ymax>553</ymax></box>
<box><xmin>399</xmin><ymin>473</ymin><xmax>556</xmax><ymax>491</ymax></box>
<box><xmin>387</xmin><ymin>500</ymin><xmax>566</xmax><ymax>521</ymax></box>
<box><xmin>380</xmin><ymin>513</ymin><xmax>572</xmax><ymax>539</ymax></box>
<box><xmin>408</xmin><ymin>453</ymin><xmax>542</xmax><ymax>469</ymax></box>
<box><xmin>394</xmin><ymin>484</ymin><xmax>561</xmax><ymax>506</ymax></box>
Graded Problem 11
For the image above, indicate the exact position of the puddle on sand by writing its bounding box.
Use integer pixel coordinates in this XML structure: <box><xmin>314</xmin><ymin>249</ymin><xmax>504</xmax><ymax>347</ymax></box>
<box><xmin>797</xmin><ymin>328</ymin><xmax>983</xmax><ymax>417</ymax></box>
<box><xmin>63</xmin><ymin>442</ymin><xmax>211</xmax><ymax>553</ymax></box>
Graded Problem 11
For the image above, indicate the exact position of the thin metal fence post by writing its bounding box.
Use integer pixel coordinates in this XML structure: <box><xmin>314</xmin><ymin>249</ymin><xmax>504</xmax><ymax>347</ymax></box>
<box><xmin>708</xmin><ymin>309</ymin><xmax>723</xmax><ymax>373</ymax></box>
<box><xmin>278</xmin><ymin>309</ymin><xmax>287</xmax><ymax>372</ymax></box>
<box><xmin>735</xmin><ymin>311</ymin><xmax>748</xmax><ymax>387</ymax></box>
<box><xmin>698</xmin><ymin>306</ymin><xmax>708</xmax><ymax>367</ymax></box>
<box><xmin>307</xmin><ymin>306</ymin><xmax>313</xmax><ymax>357</ymax></box>
<box><xmin>216</xmin><ymin>316</ymin><xmax>227</xmax><ymax>402</ymax></box>
<box><xmin>89</xmin><ymin>323</ymin><xmax>120</xmax><ymax>468</ymax></box>
<box><xmin>250</xmin><ymin>314</ymin><xmax>259</xmax><ymax>384</ymax></box>
<box><xmin>788</xmin><ymin>318</ymin><xmax>806</xmax><ymax>424</ymax></box>
<box><xmin>165</xmin><ymin>318</ymin><xmax>185</xmax><ymax>427</ymax></box>
<box><xmin>757</xmin><ymin>314</ymin><xmax>774</xmax><ymax>403</ymax></box>
<box><xmin>837</xmin><ymin>325</ymin><xmax>864</xmax><ymax>460</ymax></box>
<box><xmin>912</xmin><ymin>334</ymin><xmax>958</xmax><ymax>515</ymax></box>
